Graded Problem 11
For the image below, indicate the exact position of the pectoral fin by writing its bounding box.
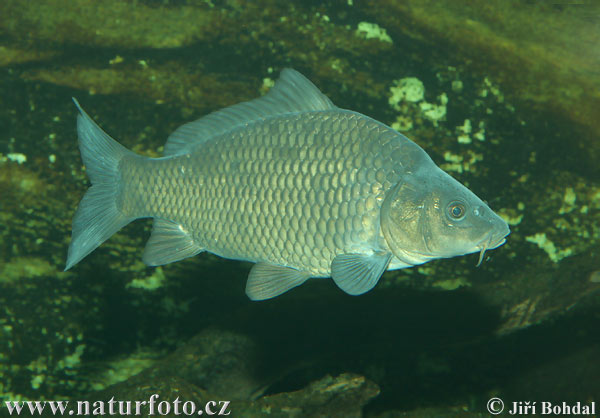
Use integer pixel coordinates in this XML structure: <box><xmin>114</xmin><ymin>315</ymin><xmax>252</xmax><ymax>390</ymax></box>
<box><xmin>331</xmin><ymin>252</ymin><xmax>392</xmax><ymax>295</ymax></box>
<box><xmin>246</xmin><ymin>263</ymin><xmax>311</xmax><ymax>301</ymax></box>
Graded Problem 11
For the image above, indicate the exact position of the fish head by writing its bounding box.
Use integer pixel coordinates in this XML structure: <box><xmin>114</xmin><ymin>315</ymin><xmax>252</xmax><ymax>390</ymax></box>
<box><xmin>381</xmin><ymin>168</ymin><xmax>510</xmax><ymax>266</ymax></box>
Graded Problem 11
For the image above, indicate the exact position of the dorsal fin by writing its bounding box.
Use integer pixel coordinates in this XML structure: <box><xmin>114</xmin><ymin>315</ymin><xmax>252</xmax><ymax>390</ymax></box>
<box><xmin>163</xmin><ymin>69</ymin><xmax>336</xmax><ymax>156</ymax></box>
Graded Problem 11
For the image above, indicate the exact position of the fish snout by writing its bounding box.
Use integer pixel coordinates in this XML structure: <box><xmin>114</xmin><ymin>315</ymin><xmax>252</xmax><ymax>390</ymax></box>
<box><xmin>480</xmin><ymin>221</ymin><xmax>510</xmax><ymax>250</ymax></box>
<box><xmin>472</xmin><ymin>204</ymin><xmax>510</xmax><ymax>248</ymax></box>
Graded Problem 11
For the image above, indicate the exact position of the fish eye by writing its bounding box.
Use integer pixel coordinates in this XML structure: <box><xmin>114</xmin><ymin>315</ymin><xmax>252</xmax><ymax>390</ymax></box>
<box><xmin>447</xmin><ymin>201</ymin><xmax>466</xmax><ymax>220</ymax></box>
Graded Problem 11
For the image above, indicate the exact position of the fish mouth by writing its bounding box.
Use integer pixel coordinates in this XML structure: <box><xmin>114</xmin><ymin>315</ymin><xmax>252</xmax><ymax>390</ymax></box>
<box><xmin>475</xmin><ymin>227</ymin><xmax>510</xmax><ymax>267</ymax></box>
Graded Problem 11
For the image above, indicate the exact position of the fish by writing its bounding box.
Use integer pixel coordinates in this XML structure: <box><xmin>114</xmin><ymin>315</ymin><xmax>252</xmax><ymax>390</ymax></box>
<box><xmin>65</xmin><ymin>69</ymin><xmax>510</xmax><ymax>300</ymax></box>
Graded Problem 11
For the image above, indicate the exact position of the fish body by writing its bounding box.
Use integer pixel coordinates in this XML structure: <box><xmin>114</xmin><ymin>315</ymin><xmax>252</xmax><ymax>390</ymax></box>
<box><xmin>120</xmin><ymin>110</ymin><xmax>412</xmax><ymax>275</ymax></box>
<box><xmin>66</xmin><ymin>69</ymin><xmax>509</xmax><ymax>300</ymax></box>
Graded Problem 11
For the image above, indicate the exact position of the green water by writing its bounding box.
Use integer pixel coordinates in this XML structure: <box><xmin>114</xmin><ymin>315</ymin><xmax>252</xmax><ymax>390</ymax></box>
<box><xmin>0</xmin><ymin>1</ymin><xmax>598</xmax><ymax>416</ymax></box>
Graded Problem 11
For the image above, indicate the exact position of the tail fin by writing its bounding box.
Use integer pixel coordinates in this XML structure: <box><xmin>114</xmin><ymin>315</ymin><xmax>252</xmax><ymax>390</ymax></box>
<box><xmin>65</xmin><ymin>99</ymin><xmax>136</xmax><ymax>270</ymax></box>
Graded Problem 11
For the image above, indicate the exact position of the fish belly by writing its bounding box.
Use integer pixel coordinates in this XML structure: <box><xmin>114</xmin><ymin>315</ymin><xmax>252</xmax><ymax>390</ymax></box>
<box><xmin>118</xmin><ymin>111</ymin><xmax>402</xmax><ymax>276</ymax></box>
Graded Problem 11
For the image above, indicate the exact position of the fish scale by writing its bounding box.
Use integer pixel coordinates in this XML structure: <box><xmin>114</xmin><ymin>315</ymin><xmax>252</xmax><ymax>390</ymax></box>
<box><xmin>119</xmin><ymin>111</ymin><xmax>401</xmax><ymax>276</ymax></box>
<box><xmin>66</xmin><ymin>69</ymin><xmax>509</xmax><ymax>300</ymax></box>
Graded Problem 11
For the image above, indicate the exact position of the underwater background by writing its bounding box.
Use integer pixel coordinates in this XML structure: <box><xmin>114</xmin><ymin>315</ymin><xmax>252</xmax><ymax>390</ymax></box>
<box><xmin>0</xmin><ymin>0</ymin><xmax>599</xmax><ymax>416</ymax></box>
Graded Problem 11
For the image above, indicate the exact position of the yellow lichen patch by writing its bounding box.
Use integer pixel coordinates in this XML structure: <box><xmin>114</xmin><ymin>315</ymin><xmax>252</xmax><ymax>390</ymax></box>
<box><xmin>88</xmin><ymin>348</ymin><xmax>159</xmax><ymax>391</ymax></box>
<box><xmin>457</xmin><ymin>134</ymin><xmax>471</xmax><ymax>144</ymax></box>
<box><xmin>388</xmin><ymin>77</ymin><xmax>449</xmax><ymax>131</ymax></box>
<box><xmin>26</xmin><ymin>356</ymin><xmax>49</xmax><ymax>389</ymax></box>
<box><xmin>432</xmin><ymin>277</ymin><xmax>471</xmax><ymax>291</ymax></box>
<box><xmin>497</xmin><ymin>208</ymin><xmax>524</xmax><ymax>226</ymax></box>
<box><xmin>390</xmin><ymin>115</ymin><xmax>413</xmax><ymax>131</ymax></box>
<box><xmin>355</xmin><ymin>22</ymin><xmax>393</xmax><ymax>43</ymax></box>
<box><xmin>0</xmin><ymin>159</ymin><xmax>49</xmax><ymax>208</ymax></box>
<box><xmin>260</xmin><ymin>77</ymin><xmax>275</xmax><ymax>95</ymax></box>
<box><xmin>443</xmin><ymin>152</ymin><xmax>463</xmax><ymax>163</ymax></box>
<box><xmin>26</xmin><ymin>356</ymin><xmax>48</xmax><ymax>374</ymax></box>
<box><xmin>419</xmin><ymin>94</ymin><xmax>447</xmax><ymax>125</ymax></box>
<box><xmin>441</xmin><ymin>150</ymin><xmax>483</xmax><ymax>173</ymax></box>
<box><xmin>451</xmin><ymin>79</ymin><xmax>463</xmax><ymax>92</ymax></box>
<box><xmin>458</xmin><ymin>119</ymin><xmax>472</xmax><ymax>134</ymax></box>
<box><xmin>126</xmin><ymin>267</ymin><xmax>166</xmax><ymax>290</ymax></box>
<box><xmin>474</xmin><ymin>121</ymin><xmax>486</xmax><ymax>141</ymax></box>
<box><xmin>389</xmin><ymin>77</ymin><xmax>425</xmax><ymax>108</ymax></box>
<box><xmin>108</xmin><ymin>55</ymin><xmax>123</xmax><ymax>65</ymax></box>
<box><xmin>525</xmin><ymin>232</ymin><xmax>573</xmax><ymax>263</ymax></box>
<box><xmin>456</xmin><ymin>118</ymin><xmax>485</xmax><ymax>143</ymax></box>
<box><xmin>417</xmin><ymin>265</ymin><xmax>436</xmax><ymax>276</ymax></box>
<box><xmin>591</xmin><ymin>188</ymin><xmax>600</xmax><ymax>206</ymax></box>
<box><xmin>0</xmin><ymin>257</ymin><xmax>57</xmax><ymax>284</ymax></box>
<box><xmin>441</xmin><ymin>152</ymin><xmax>463</xmax><ymax>173</ymax></box>
<box><xmin>56</xmin><ymin>344</ymin><xmax>86</xmax><ymax>370</ymax></box>
<box><xmin>558</xmin><ymin>187</ymin><xmax>577</xmax><ymax>214</ymax></box>
<box><xmin>2</xmin><ymin>153</ymin><xmax>27</xmax><ymax>164</ymax></box>
<box><xmin>30</xmin><ymin>375</ymin><xmax>44</xmax><ymax>390</ymax></box>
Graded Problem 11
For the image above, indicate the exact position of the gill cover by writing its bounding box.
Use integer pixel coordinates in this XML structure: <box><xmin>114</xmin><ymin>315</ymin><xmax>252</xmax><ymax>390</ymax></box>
<box><xmin>380</xmin><ymin>178</ymin><xmax>432</xmax><ymax>265</ymax></box>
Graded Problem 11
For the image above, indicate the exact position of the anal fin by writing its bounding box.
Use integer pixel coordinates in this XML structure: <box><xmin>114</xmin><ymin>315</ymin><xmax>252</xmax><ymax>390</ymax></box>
<box><xmin>142</xmin><ymin>218</ymin><xmax>203</xmax><ymax>266</ymax></box>
<box><xmin>331</xmin><ymin>252</ymin><xmax>392</xmax><ymax>295</ymax></box>
<box><xmin>246</xmin><ymin>263</ymin><xmax>311</xmax><ymax>301</ymax></box>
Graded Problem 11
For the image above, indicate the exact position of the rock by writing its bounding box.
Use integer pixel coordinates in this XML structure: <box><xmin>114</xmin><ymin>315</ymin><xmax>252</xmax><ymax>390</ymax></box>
<box><xmin>85</xmin><ymin>373</ymin><xmax>378</xmax><ymax>418</ymax></box>
<box><xmin>354</xmin><ymin>0</ymin><xmax>600</xmax><ymax>175</ymax></box>
<box><xmin>139</xmin><ymin>328</ymin><xmax>266</xmax><ymax>400</ymax></box>
<box><xmin>255</xmin><ymin>373</ymin><xmax>379</xmax><ymax>417</ymax></box>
